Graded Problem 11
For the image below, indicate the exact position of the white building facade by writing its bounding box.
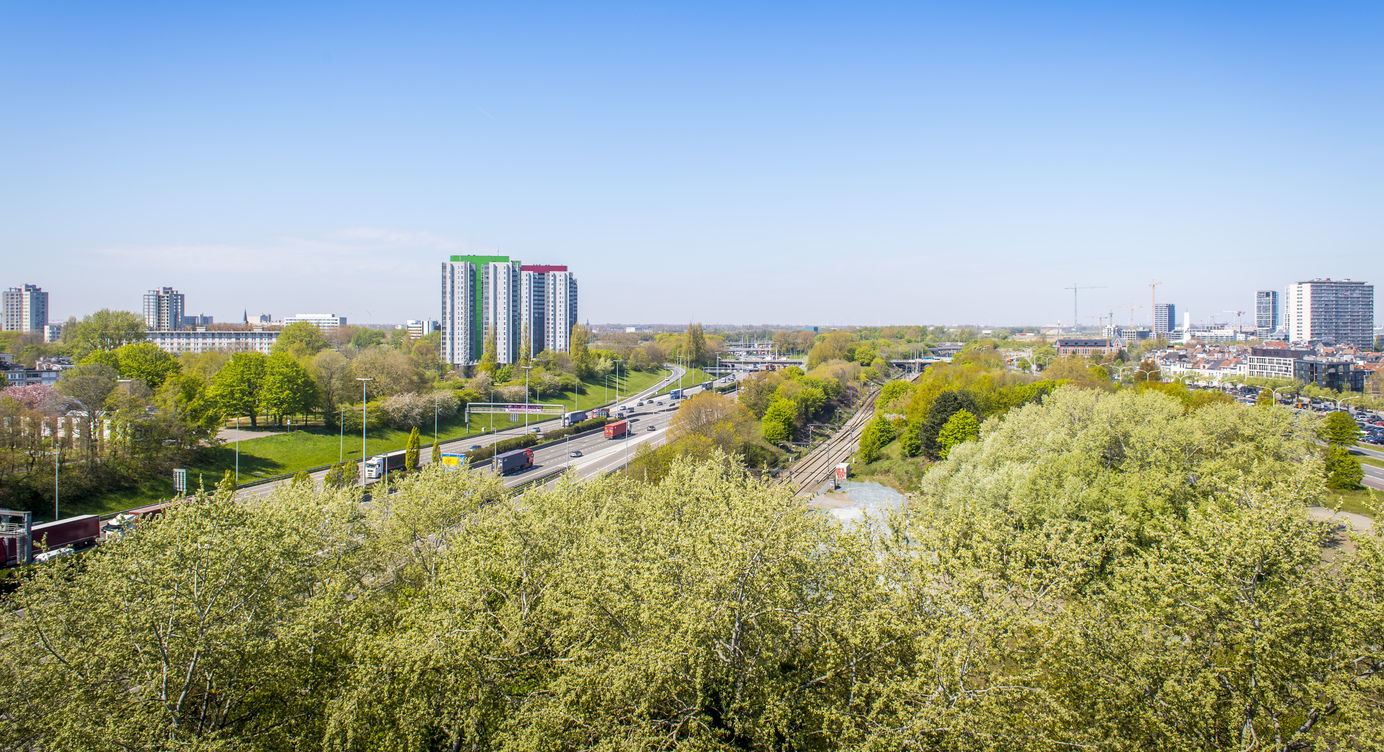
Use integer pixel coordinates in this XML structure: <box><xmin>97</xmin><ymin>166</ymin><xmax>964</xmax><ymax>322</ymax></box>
<box><xmin>1285</xmin><ymin>279</ymin><xmax>1374</xmax><ymax>349</ymax></box>
<box><xmin>2</xmin><ymin>284</ymin><xmax>49</xmax><ymax>333</ymax></box>
<box><xmin>143</xmin><ymin>287</ymin><xmax>186</xmax><ymax>331</ymax></box>
<box><xmin>282</xmin><ymin>313</ymin><xmax>347</xmax><ymax>331</ymax></box>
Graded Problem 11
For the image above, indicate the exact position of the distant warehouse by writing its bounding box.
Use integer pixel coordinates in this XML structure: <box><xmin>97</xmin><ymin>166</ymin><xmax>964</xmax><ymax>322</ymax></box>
<box><xmin>147</xmin><ymin>328</ymin><xmax>279</xmax><ymax>355</ymax></box>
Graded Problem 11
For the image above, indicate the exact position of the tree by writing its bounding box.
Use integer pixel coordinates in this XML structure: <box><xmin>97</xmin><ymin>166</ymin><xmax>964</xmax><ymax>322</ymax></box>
<box><xmin>570</xmin><ymin>324</ymin><xmax>593</xmax><ymax>377</ymax></box>
<box><xmin>273</xmin><ymin>322</ymin><xmax>330</xmax><ymax>358</ymax></box>
<box><xmin>806</xmin><ymin>330</ymin><xmax>853</xmax><ymax>369</ymax></box>
<box><xmin>898</xmin><ymin>421</ymin><xmax>923</xmax><ymax>456</ymax></box>
<box><xmin>668</xmin><ymin>391</ymin><xmax>759</xmax><ymax>454</ymax></box>
<box><xmin>685</xmin><ymin>323</ymin><xmax>710</xmax><ymax>367</ymax></box>
<box><xmin>404</xmin><ymin>427</ymin><xmax>420</xmax><ymax>473</ymax></box>
<box><xmin>64</xmin><ymin>309</ymin><xmax>146</xmax><ymax>359</ymax></box>
<box><xmin>1324</xmin><ymin>445</ymin><xmax>1364</xmax><ymax>490</ymax></box>
<box><xmin>291</xmin><ymin>471</ymin><xmax>313</xmax><ymax>487</ymax></box>
<box><xmin>260</xmin><ymin>353</ymin><xmax>318</xmax><ymax>425</ymax></box>
<box><xmin>209</xmin><ymin>352</ymin><xmax>268</xmax><ymax>427</ymax></box>
<box><xmin>1321</xmin><ymin>410</ymin><xmax>1361</xmax><ymax>446</ymax></box>
<box><xmin>1255</xmin><ymin>388</ymin><xmax>1274</xmax><ymax>407</ymax></box>
<box><xmin>934</xmin><ymin>409</ymin><xmax>980</xmax><ymax>459</ymax></box>
<box><xmin>431</xmin><ymin>440</ymin><xmax>441</xmax><ymax>465</ymax></box>
<box><xmin>111</xmin><ymin>342</ymin><xmax>181</xmax><ymax>389</ymax></box>
<box><xmin>351</xmin><ymin>348</ymin><xmax>427</xmax><ymax>397</ymax></box>
<box><xmin>349</xmin><ymin>328</ymin><xmax>386</xmax><ymax>349</ymax></box>
<box><xmin>857</xmin><ymin>415</ymin><xmax>896</xmax><ymax>464</ymax></box>
<box><xmin>918</xmin><ymin>389</ymin><xmax>980</xmax><ymax>460</ymax></box>
<box><xmin>761</xmin><ymin>397</ymin><xmax>797</xmax><ymax>443</ymax></box>
<box><xmin>57</xmin><ymin>363</ymin><xmax>119</xmax><ymax>414</ymax></box>
<box><xmin>477</xmin><ymin>326</ymin><xmax>498</xmax><ymax>376</ymax></box>
<box><xmin>310</xmin><ymin>350</ymin><xmax>353</xmax><ymax>426</ymax></box>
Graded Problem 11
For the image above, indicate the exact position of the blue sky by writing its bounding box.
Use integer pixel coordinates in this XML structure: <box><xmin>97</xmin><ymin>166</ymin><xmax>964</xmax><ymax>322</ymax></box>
<box><xmin>2</xmin><ymin>1</ymin><xmax>1381</xmax><ymax>328</ymax></box>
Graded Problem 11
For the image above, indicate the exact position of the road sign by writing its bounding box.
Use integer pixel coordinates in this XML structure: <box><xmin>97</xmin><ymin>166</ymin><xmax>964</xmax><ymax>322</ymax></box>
<box><xmin>173</xmin><ymin>468</ymin><xmax>187</xmax><ymax>494</ymax></box>
<box><xmin>440</xmin><ymin>453</ymin><xmax>466</xmax><ymax>468</ymax></box>
<box><xmin>465</xmin><ymin>402</ymin><xmax>564</xmax><ymax>416</ymax></box>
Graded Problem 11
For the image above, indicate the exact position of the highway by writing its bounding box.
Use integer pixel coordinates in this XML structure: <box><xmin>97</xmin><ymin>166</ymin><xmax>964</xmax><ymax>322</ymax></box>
<box><xmin>234</xmin><ymin>365</ymin><xmax>715</xmax><ymax>500</ymax></box>
<box><xmin>1350</xmin><ymin>443</ymin><xmax>1384</xmax><ymax>490</ymax></box>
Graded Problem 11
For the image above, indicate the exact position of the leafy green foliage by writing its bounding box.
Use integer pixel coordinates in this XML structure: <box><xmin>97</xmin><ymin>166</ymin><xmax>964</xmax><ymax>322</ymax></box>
<box><xmin>761</xmin><ymin>397</ymin><xmax>797</xmax><ymax>443</ymax></box>
<box><xmin>259</xmin><ymin>353</ymin><xmax>317</xmax><ymax>424</ymax></box>
<box><xmin>3</xmin><ymin>390</ymin><xmax>1379</xmax><ymax>750</ymax></box>
<box><xmin>272</xmin><ymin>321</ymin><xmax>330</xmax><ymax>358</ymax></box>
<box><xmin>856</xmin><ymin>415</ymin><xmax>896</xmax><ymax>464</ymax></box>
<box><xmin>404</xmin><ymin>426</ymin><xmax>420</xmax><ymax>472</ymax></box>
<box><xmin>1322</xmin><ymin>410</ymin><xmax>1362</xmax><ymax>446</ymax></box>
<box><xmin>934</xmin><ymin>408</ymin><xmax>979</xmax><ymax>459</ymax></box>
<box><xmin>1324</xmin><ymin>445</ymin><xmax>1365</xmax><ymax>490</ymax></box>
<box><xmin>64</xmin><ymin>309</ymin><xmax>146</xmax><ymax>359</ymax></box>
<box><xmin>918</xmin><ymin>389</ymin><xmax>980</xmax><ymax>460</ymax></box>
<box><xmin>208</xmin><ymin>352</ymin><xmax>268</xmax><ymax>427</ymax></box>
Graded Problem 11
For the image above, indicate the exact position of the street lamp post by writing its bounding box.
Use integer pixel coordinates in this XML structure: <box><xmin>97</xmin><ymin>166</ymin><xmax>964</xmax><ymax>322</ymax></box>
<box><xmin>356</xmin><ymin>378</ymin><xmax>373</xmax><ymax>487</ymax></box>
<box><xmin>52</xmin><ymin>445</ymin><xmax>60</xmax><ymax>521</ymax></box>
<box><xmin>1271</xmin><ymin>386</ymin><xmax>1294</xmax><ymax>407</ymax></box>
<box><xmin>339</xmin><ymin>407</ymin><xmax>345</xmax><ymax>462</ymax></box>
<box><xmin>234</xmin><ymin>416</ymin><xmax>240</xmax><ymax>486</ymax></box>
<box><xmin>522</xmin><ymin>365</ymin><xmax>533</xmax><ymax>431</ymax></box>
<box><xmin>1337</xmin><ymin>395</ymin><xmax>1364</xmax><ymax>413</ymax></box>
<box><xmin>613</xmin><ymin>359</ymin><xmax>624</xmax><ymax>406</ymax></box>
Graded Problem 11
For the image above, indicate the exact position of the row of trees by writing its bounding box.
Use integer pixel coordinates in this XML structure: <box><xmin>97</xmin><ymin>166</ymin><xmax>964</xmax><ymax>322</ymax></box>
<box><xmin>3</xmin><ymin>388</ymin><xmax>1380</xmax><ymax>749</ymax></box>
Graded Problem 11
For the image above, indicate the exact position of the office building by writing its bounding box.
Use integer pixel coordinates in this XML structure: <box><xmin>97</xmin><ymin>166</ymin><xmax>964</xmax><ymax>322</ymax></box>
<box><xmin>283</xmin><ymin>313</ymin><xmax>347</xmax><ymax>331</ymax></box>
<box><xmin>1285</xmin><ymin>279</ymin><xmax>1375</xmax><ymax>349</ymax></box>
<box><xmin>2</xmin><ymin>284</ymin><xmax>49</xmax><ymax>333</ymax></box>
<box><xmin>182</xmin><ymin>314</ymin><xmax>214</xmax><ymax>327</ymax></box>
<box><xmin>1153</xmin><ymin>303</ymin><xmax>1176</xmax><ymax>337</ymax></box>
<box><xmin>404</xmin><ymin>320</ymin><xmax>438</xmax><ymax>339</ymax></box>
<box><xmin>520</xmin><ymin>265</ymin><xmax>579</xmax><ymax>358</ymax></box>
<box><xmin>1255</xmin><ymin>290</ymin><xmax>1280</xmax><ymax>336</ymax></box>
<box><xmin>147</xmin><ymin>328</ymin><xmax>279</xmax><ymax>355</ymax></box>
<box><xmin>143</xmin><ymin>287</ymin><xmax>186</xmax><ymax>331</ymax></box>
<box><xmin>1054</xmin><ymin>338</ymin><xmax>1118</xmax><ymax>357</ymax></box>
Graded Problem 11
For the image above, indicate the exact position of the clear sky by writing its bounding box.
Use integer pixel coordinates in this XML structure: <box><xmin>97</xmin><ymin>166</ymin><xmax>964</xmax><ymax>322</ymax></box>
<box><xmin>2</xmin><ymin>1</ymin><xmax>1381</xmax><ymax>329</ymax></box>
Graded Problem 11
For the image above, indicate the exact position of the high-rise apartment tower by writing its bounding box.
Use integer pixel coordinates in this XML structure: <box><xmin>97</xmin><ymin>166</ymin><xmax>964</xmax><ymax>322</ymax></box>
<box><xmin>1285</xmin><ymin>279</ymin><xmax>1374</xmax><ymax>349</ymax></box>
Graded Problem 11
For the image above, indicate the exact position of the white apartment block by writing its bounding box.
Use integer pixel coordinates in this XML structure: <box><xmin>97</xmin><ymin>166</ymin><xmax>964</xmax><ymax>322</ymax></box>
<box><xmin>544</xmin><ymin>270</ymin><xmax>578</xmax><ymax>354</ymax></box>
<box><xmin>1285</xmin><ymin>279</ymin><xmax>1374</xmax><ymax>349</ymax></box>
<box><xmin>282</xmin><ymin>313</ymin><xmax>347</xmax><ymax>331</ymax></box>
<box><xmin>443</xmin><ymin>257</ymin><xmax>579</xmax><ymax>367</ymax></box>
<box><xmin>148</xmin><ymin>328</ymin><xmax>279</xmax><ymax>355</ymax></box>
<box><xmin>484</xmin><ymin>261</ymin><xmax>521</xmax><ymax>365</ymax></box>
<box><xmin>2</xmin><ymin>284</ymin><xmax>49</xmax><ymax>333</ymax></box>
<box><xmin>143</xmin><ymin>287</ymin><xmax>186</xmax><ymax>331</ymax></box>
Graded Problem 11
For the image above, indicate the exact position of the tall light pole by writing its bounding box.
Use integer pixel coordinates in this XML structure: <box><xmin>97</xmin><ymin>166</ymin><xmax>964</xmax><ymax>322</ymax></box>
<box><xmin>522</xmin><ymin>365</ymin><xmax>533</xmax><ymax>430</ymax></box>
<box><xmin>339</xmin><ymin>407</ymin><xmax>345</xmax><ymax>462</ymax></box>
<box><xmin>613</xmin><ymin>359</ymin><xmax>624</xmax><ymax>406</ymax></box>
<box><xmin>1337</xmin><ymin>395</ymin><xmax>1364</xmax><ymax>413</ymax></box>
<box><xmin>52</xmin><ymin>445</ymin><xmax>60</xmax><ymax>521</ymax></box>
<box><xmin>234</xmin><ymin>416</ymin><xmax>240</xmax><ymax>486</ymax></box>
<box><xmin>356</xmin><ymin>378</ymin><xmax>373</xmax><ymax>487</ymax></box>
<box><xmin>433</xmin><ymin>393</ymin><xmax>440</xmax><ymax>448</ymax></box>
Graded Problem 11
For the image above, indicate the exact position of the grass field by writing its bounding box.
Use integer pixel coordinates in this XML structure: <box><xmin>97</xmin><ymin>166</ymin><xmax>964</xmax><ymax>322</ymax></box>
<box><xmin>65</xmin><ymin>368</ymin><xmax>671</xmax><ymax>517</ymax></box>
<box><xmin>1324</xmin><ymin>487</ymin><xmax>1382</xmax><ymax>519</ymax></box>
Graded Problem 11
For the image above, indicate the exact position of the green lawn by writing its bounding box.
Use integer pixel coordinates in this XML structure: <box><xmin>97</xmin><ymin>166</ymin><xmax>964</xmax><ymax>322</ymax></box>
<box><xmin>1324</xmin><ymin>487</ymin><xmax>1382</xmax><ymax>519</ymax></box>
<box><xmin>67</xmin><ymin>369</ymin><xmax>671</xmax><ymax>517</ymax></box>
<box><xmin>1354</xmin><ymin>452</ymin><xmax>1384</xmax><ymax>469</ymax></box>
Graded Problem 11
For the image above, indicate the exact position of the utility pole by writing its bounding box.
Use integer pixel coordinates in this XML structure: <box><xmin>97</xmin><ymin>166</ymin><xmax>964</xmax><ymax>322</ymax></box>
<box><xmin>1064</xmin><ymin>283</ymin><xmax>1106</xmax><ymax>332</ymax></box>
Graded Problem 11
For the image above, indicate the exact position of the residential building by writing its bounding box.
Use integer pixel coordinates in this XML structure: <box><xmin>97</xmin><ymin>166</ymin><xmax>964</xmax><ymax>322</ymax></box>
<box><xmin>41</xmin><ymin>324</ymin><xmax>62</xmax><ymax>343</ymax></box>
<box><xmin>182</xmin><ymin>314</ymin><xmax>214</xmax><ymax>327</ymax></box>
<box><xmin>2</xmin><ymin>284</ymin><xmax>49</xmax><ymax>333</ymax></box>
<box><xmin>0</xmin><ymin>353</ymin><xmax>70</xmax><ymax>387</ymax></box>
<box><xmin>147</xmin><ymin>328</ymin><xmax>279</xmax><ymax>355</ymax></box>
<box><xmin>1153</xmin><ymin>303</ymin><xmax>1176</xmax><ymax>337</ymax></box>
<box><xmin>1285</xmin><ymin>279</ymin><xmax>1374</xmax><ymax>349</ymax></box>
<box><xmin>441</xmin><ymin>255</ymin><xmax>509</xmax><ymax>366</ymax></box>
<box><xmin>442</xmin><ymin>255</ymin><xmax>579</xmax><ymax>367</ymax></box>
<box><xmin>404</xmin><ymin>319</ymin><xmax>438</xmax><ymax>339</ymax></box>
<box><xmin>520</xmin><ymin>264</ymin><xmax>579</xmax><ymax>358</ymax></box>
<box><xmin>1255</xmin><ymin>290</ymin><xmax>1280</xmax><ymax>336</ymax></box>
<box><xmin>282</xmin><ymin>313</ymin><xmax>346</xmax><ymax>331</ymax></box>
<box><xmin>1245</xmin><ymin>346</ymin><xmax>1366</xmax><ymax>391</ymax></box>
<box><xmin>142</xmin><ymin>287</ymin><xmax>185</xmax><ymax>331</ymax></box>
<box><xmin>1054</xmin><ymin>337</ymin><xmax>1118</xmax><ymax>357</ymax></box>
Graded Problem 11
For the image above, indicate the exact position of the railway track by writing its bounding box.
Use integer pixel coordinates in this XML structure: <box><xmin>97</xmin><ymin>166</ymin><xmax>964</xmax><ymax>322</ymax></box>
<box><xmin>776</xmin><ymin>389</ymin><xmax>881</xmax><ymax>497</ymax></box>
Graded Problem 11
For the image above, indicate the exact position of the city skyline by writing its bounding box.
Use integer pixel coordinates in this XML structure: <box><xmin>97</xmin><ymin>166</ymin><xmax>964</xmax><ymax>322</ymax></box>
<box><xmin>3</xmin><ymin>3</ymin><xmax>1382</xmax><ymax>326</ymax></box>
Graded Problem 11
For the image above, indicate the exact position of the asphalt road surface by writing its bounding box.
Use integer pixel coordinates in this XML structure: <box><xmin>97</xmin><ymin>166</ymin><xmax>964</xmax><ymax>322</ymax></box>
<box><xmin>235</xmin><ymin>366</ymin><xmax>747</xmax><ymax>499</ymax></box>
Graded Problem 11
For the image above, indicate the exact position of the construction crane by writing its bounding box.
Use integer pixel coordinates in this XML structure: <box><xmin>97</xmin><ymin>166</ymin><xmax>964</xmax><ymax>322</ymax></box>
<box><xmin>1119</xmin><ymin>304</ymin><xmax>1142</xmax><ymax>329</ymax></box>
<box><xmin>1222</xmin><ymin>310</ymin><xmax>1246</xmax><ymax>331</ymax></box>
<box><xmin>1064</xmin><ymin>283</ymin><xmax>1106</xmax><ymax>332</ymax></box>
<box><xmin>1149</xmin><ymin>281</ymin><xmax>1163</xmax><ymax>331</ymax></box>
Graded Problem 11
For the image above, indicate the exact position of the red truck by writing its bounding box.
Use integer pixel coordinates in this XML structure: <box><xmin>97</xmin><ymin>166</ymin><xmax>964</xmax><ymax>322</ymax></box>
<box><xmin>2</xmin><ymin>514</ymin><xmax>102</xmax><ymax>567</ymax></box>
<box><xmin>604</xmin><ymin>420</ymin><xmax>629</xmax><ymax>439</ymax></box>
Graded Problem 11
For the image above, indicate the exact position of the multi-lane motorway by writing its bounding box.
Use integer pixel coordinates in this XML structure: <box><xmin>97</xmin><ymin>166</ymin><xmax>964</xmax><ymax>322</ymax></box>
<box><xmin>1351</xmin><ymin>443</ymin><xmax>1384</xmax><ymax>490</ymax></box>
<box><xmin>236</xmin><ymin>365</ymin><xmax>738</xmax><ymax>499</ymax></box>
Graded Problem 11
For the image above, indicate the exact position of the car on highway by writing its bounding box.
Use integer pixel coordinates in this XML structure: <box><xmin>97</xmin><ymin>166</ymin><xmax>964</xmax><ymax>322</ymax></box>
<box><xmin>646</xmin><ymin>425</ymin><xmax>656</xmax><ymax>432</ymax></box>
<box><xmin>569</xmin><ymin>449</ymin><xmax>583</xmax><ymax>457</ymax></box>
<box><xmin>636</xmin><ymin>401</ymin><xmax>644</xmax><ymax>406</ymax></box>
<box><xmin>469</xmin><ymin>444</ymin><xmax>482</xmax><ymax>451</ymax></box>
<box><xmin>629</xmin><ymin>417</ymin><xmax>639</xmax><ymax>422</ymax></box>
<box><xmin>530</xmin><ymin>426</ymin><xmax>542</xmax><ymax>433</ymax></box>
